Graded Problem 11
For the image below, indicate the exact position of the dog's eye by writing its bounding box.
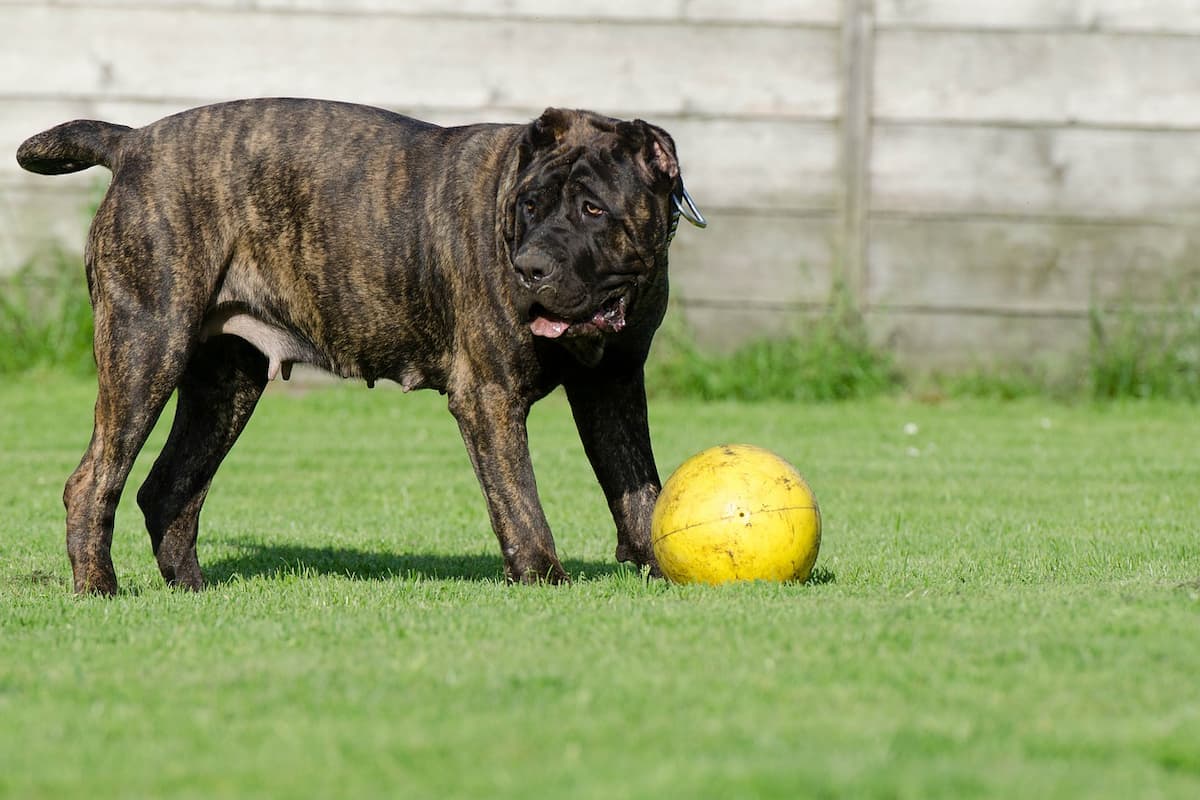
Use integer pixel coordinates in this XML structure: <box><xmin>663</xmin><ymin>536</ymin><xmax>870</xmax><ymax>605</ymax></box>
<box><xmin>582</xmin><ymin>201</ymin><xmax>606</xmax><ymax>218</ymax></box>
<box><xmin>522</xmin><ymin>200</ymin><xmax>537</xmax><ymax>216</ymax></box>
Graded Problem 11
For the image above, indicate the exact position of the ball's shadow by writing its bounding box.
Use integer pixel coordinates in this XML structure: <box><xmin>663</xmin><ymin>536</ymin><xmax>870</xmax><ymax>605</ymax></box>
<box><xmin>204</xmin><ymin>539</ymin><xmax>627</xmax><ymax>584</ymax></box>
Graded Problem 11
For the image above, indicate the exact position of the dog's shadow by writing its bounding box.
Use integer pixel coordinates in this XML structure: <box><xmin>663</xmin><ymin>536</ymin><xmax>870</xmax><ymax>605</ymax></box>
<box><xmin>204</xmin><ymin>540</ymin><xmax>839</xmax><ymax>587</ymax></box>
<box><xmin>204</xmin><ymin>540</ymin><xmax>627</xmax><ymax>585</ymax></box>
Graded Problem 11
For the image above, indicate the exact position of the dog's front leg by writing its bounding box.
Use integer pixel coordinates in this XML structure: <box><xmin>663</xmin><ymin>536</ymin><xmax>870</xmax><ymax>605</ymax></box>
<box><xmin>449</xmin><ymin>383</ymin><xmax>569</xmax><ymax>584</ymax></box>
<box><xmin>563</xmin><ymin>362</ymin><xmax>662</xmax><ymax>575</ymax></box>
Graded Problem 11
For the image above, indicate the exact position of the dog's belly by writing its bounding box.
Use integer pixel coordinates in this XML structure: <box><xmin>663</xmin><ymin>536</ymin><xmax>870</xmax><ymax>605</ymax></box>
<box><xmin>200</xmin><ymin>307</ymin><xmax>320</xmax><ymax>381</ymax></box>
<box><xmin>200</xmin><ymin>307</ymin><xmax>436</xmax><ymax>392</ymax></box>
<box><xmin>204</xmin><ymin>247</ymin><xmax>448</xmax><ymax>391</ymax></box>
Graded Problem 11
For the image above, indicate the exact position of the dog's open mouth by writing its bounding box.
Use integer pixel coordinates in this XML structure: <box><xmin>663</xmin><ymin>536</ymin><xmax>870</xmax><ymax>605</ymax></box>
<box><xmin>529</xmin><ymin>295</ymin><xmax>627</xmax><ymax>339</ymax></box>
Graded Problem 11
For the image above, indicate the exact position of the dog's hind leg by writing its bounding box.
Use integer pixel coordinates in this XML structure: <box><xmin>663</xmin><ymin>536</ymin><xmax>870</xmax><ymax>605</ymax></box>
<box><xmin>137</xmin><ymin>335</ymin><xmax>268</xmax><ymax>590</ymax></box>
<box><xmin>65</xmin><ymin>292</ymin><xmax>196</xmax><ymax>595</ymax></box>
<box><xmin>63</xmin><ymin>173</ymin><xmax>232</xmax><ymax>595</ymax></box>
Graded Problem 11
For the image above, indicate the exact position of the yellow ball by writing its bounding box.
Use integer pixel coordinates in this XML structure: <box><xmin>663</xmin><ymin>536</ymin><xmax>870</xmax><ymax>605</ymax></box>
<box><xmin>651</xmin><ymin>444</ymin><xmax>821</xmax><ymax>585</ymax></box>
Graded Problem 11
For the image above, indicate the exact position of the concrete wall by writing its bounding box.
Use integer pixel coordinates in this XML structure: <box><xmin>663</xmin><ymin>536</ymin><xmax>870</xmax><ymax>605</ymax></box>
<box><xmin>2</xmin><ymin>1</ymin><xmax>1198</xmax><ymax>366</ymax></box>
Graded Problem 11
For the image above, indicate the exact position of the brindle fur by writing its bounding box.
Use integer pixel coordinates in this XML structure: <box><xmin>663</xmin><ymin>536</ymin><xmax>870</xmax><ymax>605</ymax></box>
<box><xmin>17</xmin><ymin>98</ymin><xmax>689</xmax><ymax>594</ymax></box>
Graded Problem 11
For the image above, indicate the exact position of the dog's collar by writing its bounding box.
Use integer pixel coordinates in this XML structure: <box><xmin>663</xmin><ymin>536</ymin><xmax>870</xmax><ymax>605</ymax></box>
<box><xmin>665</xmin><ymin>178</ymin><xmax>706</xmax><ymax>249</ymax></box>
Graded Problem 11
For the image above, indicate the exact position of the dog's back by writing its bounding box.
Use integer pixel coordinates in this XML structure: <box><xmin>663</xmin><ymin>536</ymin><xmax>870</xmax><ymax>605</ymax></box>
<box><xmin>18</xmin><ymin>98</ymin><xmax>439</xmax><ymax>175</ymax></box>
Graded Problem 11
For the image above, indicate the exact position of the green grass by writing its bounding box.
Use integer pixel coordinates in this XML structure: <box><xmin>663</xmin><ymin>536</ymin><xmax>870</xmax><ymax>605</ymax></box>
<box><xmin>0</xmin><ymin>250</ymin><xmax>94</xmax><ymax>375</ymax></box>
<box><xmin>2</xmin><ymin>376</ymin><xmax>1198</xmax><ymax>798</ymax></box>
<box><xmin>1088</xmin><ymin>301</ymin><xmax>1200</xmax><ymax>402</ymax></box>
<box><xmin>647</xmin><ymin>297</ymin><xmax>901</xmax><ymax>402</ymax></box>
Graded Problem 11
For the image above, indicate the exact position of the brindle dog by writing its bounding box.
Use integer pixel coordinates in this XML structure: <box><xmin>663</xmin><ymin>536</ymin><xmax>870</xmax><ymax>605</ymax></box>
<box><xmin>17</xmin><ymin>99</ymin><xmax>704</xmax><ymax>594</ymax></box>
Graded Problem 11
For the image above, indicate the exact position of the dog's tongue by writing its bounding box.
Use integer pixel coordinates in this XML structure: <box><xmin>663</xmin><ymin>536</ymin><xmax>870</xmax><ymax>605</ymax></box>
<box><xmin>530</xmin><ymin>298</ymin><xmax>626</xmax><ymax>338</ymax></box>
<box><xmin>530</xmin><ymin>316</ymin><xmax>570</xmax><ymax>339</ymax></box>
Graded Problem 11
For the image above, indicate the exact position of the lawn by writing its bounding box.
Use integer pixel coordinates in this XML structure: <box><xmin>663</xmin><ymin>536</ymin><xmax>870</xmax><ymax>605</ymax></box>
<box><xmin>1</xmin><ymin>374</ymin><xmax>1198</xmax><ymax>799</ymax></box>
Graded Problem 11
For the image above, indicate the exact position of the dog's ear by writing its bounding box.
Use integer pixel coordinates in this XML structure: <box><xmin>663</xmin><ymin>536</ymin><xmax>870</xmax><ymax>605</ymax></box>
<box><xmin>529</xmin><ymin>108</ymin><xmax>573</xmax><ymax>147</ymax></box>
<box><xmin>518</xmin><ymin>108</ymin><xmax>574</xmax><ymax>170</ymax></box>
<box><xmin>617</xmin><ymin>119</ymin><xmax>680</xmax><ymax>189</ymax></box>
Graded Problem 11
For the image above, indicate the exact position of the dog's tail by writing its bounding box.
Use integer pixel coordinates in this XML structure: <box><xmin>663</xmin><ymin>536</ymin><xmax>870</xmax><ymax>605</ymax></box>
<box><xmin>16</xmin><ymin>120</ymin><xmax>132</xmax><ymax>175</ymax></box>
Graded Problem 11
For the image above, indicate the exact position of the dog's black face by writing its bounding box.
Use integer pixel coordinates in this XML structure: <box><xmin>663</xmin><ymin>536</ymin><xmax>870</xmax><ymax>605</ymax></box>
<box><xmin>508</xmin><ymin>109</ymin><xmax>679</xmax><ymax>341</ymax></box>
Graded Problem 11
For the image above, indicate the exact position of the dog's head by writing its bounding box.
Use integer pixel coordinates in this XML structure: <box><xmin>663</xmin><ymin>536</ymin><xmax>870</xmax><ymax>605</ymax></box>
<box><xmin>504</xmin><ymin>108</ymin><xmax>690</xmax><ymax>349</ymax></box>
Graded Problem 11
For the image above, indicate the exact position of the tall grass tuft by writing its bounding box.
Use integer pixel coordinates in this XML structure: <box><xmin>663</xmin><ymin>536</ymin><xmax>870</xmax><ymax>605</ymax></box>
<box><xmin>0</xmin><ymin>248</ymin><xmax>94</xmax><ymax>375</ymax></box>
<box><xmin>1088</xmin><ymin>297</ymin><xmax>1200</xmax><ymax>401</ymax></box>
<box><xmin>647</xmin><ymin>289</ymin><xmax>901</xmax><ymax>402</ymax></box>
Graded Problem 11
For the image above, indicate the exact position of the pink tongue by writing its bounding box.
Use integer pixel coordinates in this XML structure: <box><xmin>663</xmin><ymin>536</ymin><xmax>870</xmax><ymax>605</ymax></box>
<box><xmin>530</xmin><ymin>316</ymin><xmax>570</xmax><ymax>338</ymax></box>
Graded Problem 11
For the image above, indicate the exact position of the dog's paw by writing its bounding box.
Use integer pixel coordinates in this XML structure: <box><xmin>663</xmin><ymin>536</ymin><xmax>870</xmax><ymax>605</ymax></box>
<box><xmin>505</xmin><ymin>558</ymin><xmax>571</xmax><ymax>586</ymax></box>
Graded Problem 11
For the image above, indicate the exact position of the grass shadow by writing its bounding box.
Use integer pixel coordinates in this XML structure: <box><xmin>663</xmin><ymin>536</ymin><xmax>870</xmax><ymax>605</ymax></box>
<box><xmin>204</xmin><ymin>539</ymin><xmax>627</xmax><ymax>585</ymax></box>
<box><xmin>806</xmin><ymin>566</ymin><xmax>836</xmax><ymax>586</ymax></box>
<box><xmin>3</xmin><ymin>569</ymin><xmax>70</xmax><ymax>590</ymax></box>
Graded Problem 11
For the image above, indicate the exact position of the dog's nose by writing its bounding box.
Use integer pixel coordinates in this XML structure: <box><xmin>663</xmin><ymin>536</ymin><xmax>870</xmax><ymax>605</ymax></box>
<box><xmin>513</xmin><ymin>252</ymin><xmax>559</xmax><ymax>287</ymax></box>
